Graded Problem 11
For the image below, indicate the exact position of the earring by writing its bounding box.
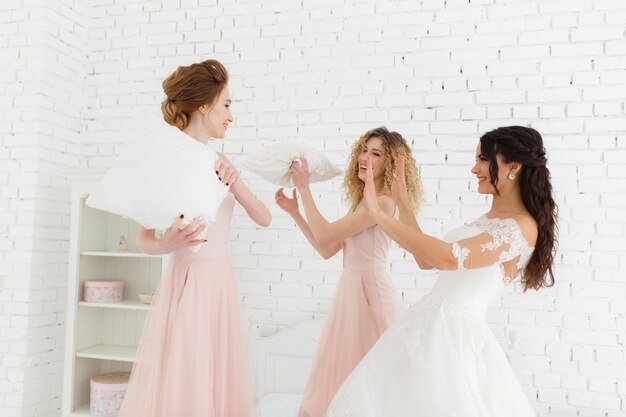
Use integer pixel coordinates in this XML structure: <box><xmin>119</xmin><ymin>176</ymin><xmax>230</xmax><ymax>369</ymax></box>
<box><xmin>508</xmin><ymin>172</ymin><xmax>516</xmax><ymax>180</ymax></box>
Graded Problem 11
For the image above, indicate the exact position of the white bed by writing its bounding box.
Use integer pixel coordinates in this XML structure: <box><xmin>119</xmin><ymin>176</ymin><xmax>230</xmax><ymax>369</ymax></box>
<box><xmin>255</xmin><ymin>319</ymin><xmax>325</xmax><ymax>417</ymax></box>
<box><xmin>253</xmin><ymin>320</ymin><xmax>525</xmax><ymax>417</ymax></box>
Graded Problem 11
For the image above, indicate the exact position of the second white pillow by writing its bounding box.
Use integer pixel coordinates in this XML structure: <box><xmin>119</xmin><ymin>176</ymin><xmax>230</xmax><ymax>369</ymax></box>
<box><xmin>243</xmin><ymin>144</ymin><xmax>342</xmax><ymax>187</ymax></box>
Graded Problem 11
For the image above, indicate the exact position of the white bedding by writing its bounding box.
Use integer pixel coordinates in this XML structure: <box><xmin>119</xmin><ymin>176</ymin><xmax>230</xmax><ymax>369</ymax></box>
<box><xmin>258</xmin><ymin>393</ymin><xmax>302</xmax><ymax>417</ymax></box>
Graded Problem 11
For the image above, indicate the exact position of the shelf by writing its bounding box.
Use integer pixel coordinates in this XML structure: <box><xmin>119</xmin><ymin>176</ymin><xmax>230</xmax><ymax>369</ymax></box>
<box><xmin>78</xmin><ymin>300</ymin><xmax>152</xmax><ymax>311</ymax></box>
<box><xmin>76</xmin><ymin>345</ymin><xmax>136</xmax><ymax>362</ymax></box>
<box><xmin>65</xmin><ymin>179</ymin><xmax>166</xmax><ymax>417</ymax></box>
<box><xmin>80</xmin><ymin>251</ymin><xmax>160</xmax><ymax>258</ymax></box>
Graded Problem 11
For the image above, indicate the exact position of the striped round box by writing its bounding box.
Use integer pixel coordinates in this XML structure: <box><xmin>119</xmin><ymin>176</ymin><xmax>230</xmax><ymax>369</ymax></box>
<box><xmin>89</xmin><ymin>372</ymin><xmax>131</xmax><ymax>417</ymax></box>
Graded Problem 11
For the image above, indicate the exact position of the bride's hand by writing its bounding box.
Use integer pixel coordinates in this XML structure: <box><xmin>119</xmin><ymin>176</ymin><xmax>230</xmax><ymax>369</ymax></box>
<box><xmin>362</xmin><ymin>155</ymin><xmax>382</xmax><ymax>219</ymax></box>
<box><xmin>391</xmin><ymin>155</ymin><xmax>411</xmax><ymax>210</ymax></box>
<box><xmin>289</xmin><ymin>157</ymin><xmax>310</xmax><ymax>190</ymax></box>
<box><xmin>157</xmin><ymin>215</ymin><xmax>207</xmax><ymax>253</ymax></box>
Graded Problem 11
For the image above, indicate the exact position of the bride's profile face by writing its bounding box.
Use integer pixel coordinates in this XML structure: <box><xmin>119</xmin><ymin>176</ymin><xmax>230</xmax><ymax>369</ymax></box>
<box><xmin>471</xmin><ymin>143</ymin><xmax>511</xmax><ymax>195</ymax></box>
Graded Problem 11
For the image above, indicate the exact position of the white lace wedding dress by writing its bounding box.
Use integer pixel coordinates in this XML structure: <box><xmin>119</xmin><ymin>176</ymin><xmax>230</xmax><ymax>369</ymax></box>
<box><xmin>326</xmin><ymin>215</ymin><xmax>537</xmax><ymax>417</ymax></box>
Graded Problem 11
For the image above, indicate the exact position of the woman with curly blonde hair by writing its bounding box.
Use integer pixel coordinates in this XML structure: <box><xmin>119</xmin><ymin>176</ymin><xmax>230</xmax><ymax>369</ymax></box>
<box><xmin>275</xmin><ymin>126</ymin><xmax>423</xmax><ymax>417</ymax></box>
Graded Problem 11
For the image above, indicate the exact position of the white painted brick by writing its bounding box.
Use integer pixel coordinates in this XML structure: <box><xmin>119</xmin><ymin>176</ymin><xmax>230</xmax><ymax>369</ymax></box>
<box><xmin>519</xmin><ymin>29</ymin><xmax>569</xmax><ymax>45</ymax></box>
<box><xmin>522</xmin><ymin>354</ymin><xmax>551</xmax><ymax>372</ymax></box>
<box><xmin>500</xmin><ymin>45</ymin><xmax>549</xmax><ymax>60</ymax></box>
<box><xmin>491</xmin><ymin>79</ymin><xmax>520</xmax><ymax>94</ymax></box>
<box><xmin>538</xmin><ymin>388</ymin><xmax>567</xmax><ymax>404</ymax></box>
<box><xmin>572</xmin><ymin>26</ymin><xmax>624</xmax><ymax>42</ymax></box>
<box><xmin>594</xmin><ymin>102</ymin><xmax>622</xmax><ymax>116</ymax></box>
<box><xmin>541</xmin><ymin>57</ymin><xmax>593</xmax><ymax>73</ymax></box>
<box><xmin>589</xmin><ymin>378</ymin><xmax>618</xmax><ymax>395</ymax></box>
<box><xmin>540</xmin><ymin>0</ymin><xmax>592</xmax><ymax>14</ymax></box>
<box><xmin>486</xmin><ymin>106</ymin><xmax>511</xmax><ymax>119</ymax></box>
<box><xmin>600</xmin><ymin>71</ymin><xmax>626</xmax><ymax>87</ymax></box>
<box><xmin>606</xmin><ymin>10</ymin><xmax>626</xmax><ymax>28</ymax></box>
<box><xmin>528</xmin><ymin>88</ymin><xmax>581</xmax><ymax>103</ymax></box>
<box><xmin>271</xmin><ymin>283</ymin><xmax>312</xmax><ymax>298</ymax></box>
<box><xmin>578</xmin><ymin>10</ymin><xmax>609</xmax><ymax>26</ymax></box>
<box><xmin>536</xmin><ymin>312</ymin><xmax>563</xmax><ymax>327</ymax></box>
<box><xmin>545</xmin><ymin>342</ymin><xmax>571</xmax><ymax>359</ymax></box>
<box><xmin>461</xmin><ymin>106</ymin><xmax>486</xmax><ymax>120</ymax></box>
<box><xmin>567</xmin><ymin>102</ymin><xmax>594</xmax><ymax>117</ymax></box>
<box><xmin>476</xmin><ymin>90</ymin><xmax>526</xmax><ymax>104</ymax></box>
<box><xmin>488</xmin><ymin>60</ymin><xmax>538</xmax><ymax>76</ymax></box>
<box><xmin>571</xmin><ymin>72</ymin><xmax>600</xmax><ymax>86</ymax></box>
<box><xmin>538</xmin><ymin>104</ymin><xmax>565</xmax><ymax>118</ymax></box>
<box><xmin>550</xmin><ymin>357</ymin><xmax>581</xmax><ymax>375</ymax></box>
<box><xmin>487</xmin><ymin>3</ymin><xmax>539</xmax><ymax>19</ymax></box>
<box><xmin>552</xmin><ymin>42</ymin><xmax>604</xmax><ymax>58</ymax></box>
<box><xmin>538</xmin><ymin>75</ymin><xmax>572</xmax><ymax>91</ymax></box>
<box><xmin>570</xmin><ymin>390</ymin><xmax>622</xmax><ymax>409</ymax></box>
<box><xmin>451</xmin><ymin>47</ymin><xmax>499</xmax><ymax>63</ymax></box>
<box><xmin>595</xmin><ymin>347</ymin><xmax>623</xmax><ymax>364</ymax></box>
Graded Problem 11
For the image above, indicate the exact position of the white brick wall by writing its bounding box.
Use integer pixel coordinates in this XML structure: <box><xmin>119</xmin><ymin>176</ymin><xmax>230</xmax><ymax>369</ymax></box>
<box><xmin>0</xmin><ymin>1</ymin><xmax>88</xmax><ymax>417</ymax></box>
<box><xmin>2</xmin><ymin>0</ymin><xmax>626</xmax><ymax>416</ymax></box>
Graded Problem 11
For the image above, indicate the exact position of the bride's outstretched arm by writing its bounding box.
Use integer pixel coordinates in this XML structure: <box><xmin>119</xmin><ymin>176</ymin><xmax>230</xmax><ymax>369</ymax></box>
<box><xmin>390</xmin><ymin>156</ymin><xmax>433</xmax><ymax>270</ymax></box>
<box><xmin>362</xmin><ymin>156</ymin><xmax>537</xmax><ymax>272</ymax></box>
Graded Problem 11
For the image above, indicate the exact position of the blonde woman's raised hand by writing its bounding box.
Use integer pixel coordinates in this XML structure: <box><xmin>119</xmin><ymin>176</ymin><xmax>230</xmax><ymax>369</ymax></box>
<box><xmin>275</xmin><ymin>188</ymin><xmax>299</xmax><ymax>216</ymax></box>
<box><xmin>362</xmin><ymin>155</ymin><xmax>382</xmax><ymax>219</ymax></box>
<box><xmin>289</xmin><ymin>157</ymin><xmax>310</xmax><ymax>190</ymax></box>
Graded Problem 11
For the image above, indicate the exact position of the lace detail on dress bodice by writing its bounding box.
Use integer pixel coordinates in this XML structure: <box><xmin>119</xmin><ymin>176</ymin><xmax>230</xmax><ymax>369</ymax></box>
<box><xmin>392</xmin><ymin>215</ymin><xmax>535</xmax><ymax>355</ymax></box>
<box><xmin>451</xmin><ymin>242</ymin><xmax>470</xmax><ymax>270</ymax></box>
<box><xmin>472</xmin><ymin>216</ymin><xmax>534</xmax><ymax>270</ymax></box>
<box><xmin>450</xmin><ymin>215</ymin><xmax>534</xmax><ymax>284</ymax></box>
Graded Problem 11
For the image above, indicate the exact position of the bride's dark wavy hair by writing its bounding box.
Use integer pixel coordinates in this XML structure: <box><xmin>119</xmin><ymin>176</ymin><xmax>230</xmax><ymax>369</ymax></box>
<box><xmin>479</xmin><ymin>126</ymin><xmax>558</xmax><ymax>291</ymax></box>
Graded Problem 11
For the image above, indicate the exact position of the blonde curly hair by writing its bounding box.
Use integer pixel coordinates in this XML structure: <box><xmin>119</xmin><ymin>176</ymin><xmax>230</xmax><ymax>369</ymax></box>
<box><xmin>342</xmin><ymin>127</ymin><xmax>423</xmax><ymax>212</ymax></box>
<box><xmin>161</xmin><ymin>59</ymin><xmax>228</xmax><ymax>130</ymax></box>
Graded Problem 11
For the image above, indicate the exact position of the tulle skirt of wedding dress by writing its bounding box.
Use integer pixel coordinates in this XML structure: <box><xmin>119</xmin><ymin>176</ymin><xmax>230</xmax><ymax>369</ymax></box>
<box><xmin>327</xmin><ymin>300</ymin><xmax>536</xmax><ymax>417</ymax></box>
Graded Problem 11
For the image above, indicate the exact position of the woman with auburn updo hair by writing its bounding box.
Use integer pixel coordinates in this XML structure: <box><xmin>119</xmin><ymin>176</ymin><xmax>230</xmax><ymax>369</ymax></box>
<box><xmin>327</xmin><ymin>126</ymin><xmax>558</xmax><ymax>417</ymax></box>
<box><xmin>275</xmin><ymin>127</ymin><xmax>423</xmax><ymax>417</ymax></box>
<box><xmin>119</xmin><ymin>59</ymin><xmax>270</xmax><ymax>417</ymax></box>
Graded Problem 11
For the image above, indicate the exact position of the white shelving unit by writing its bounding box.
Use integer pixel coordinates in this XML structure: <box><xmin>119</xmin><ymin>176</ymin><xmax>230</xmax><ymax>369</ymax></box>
<box><xmin>62</xmin><ymin>176</ymin><xmax>167</xmax><ymax>417</ymax></box>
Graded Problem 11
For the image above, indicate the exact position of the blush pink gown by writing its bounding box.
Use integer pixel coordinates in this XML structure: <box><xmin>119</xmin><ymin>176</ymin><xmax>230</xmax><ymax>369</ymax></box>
<box><xmin>119</xmin><ymin>193</ymin><xmax>257</xmax><ymax>417</ymax></box>
<box><xmin>298</xmin><ymin>221</ymin><xmax>403</xmax><ymax>417</ymax></box>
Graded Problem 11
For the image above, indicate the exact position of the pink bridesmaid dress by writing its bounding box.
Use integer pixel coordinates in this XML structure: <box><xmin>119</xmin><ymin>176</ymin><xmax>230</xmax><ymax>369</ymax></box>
<box><xmin>298</xmin><ymin>220</ymin><xmax>403</xmax><ymax>417</ymax></box>
<box><xmin>119</xmin><ymin>193</ymin><xmax>257</xmax><ymax>417</ymax></box>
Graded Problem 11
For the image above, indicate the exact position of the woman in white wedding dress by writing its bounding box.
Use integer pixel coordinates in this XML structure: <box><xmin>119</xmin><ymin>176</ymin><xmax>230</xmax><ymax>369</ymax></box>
<box><xmin>327</xmin><ymin>126</ymin><xmax>558</xmax><ymax>417</ymax></box>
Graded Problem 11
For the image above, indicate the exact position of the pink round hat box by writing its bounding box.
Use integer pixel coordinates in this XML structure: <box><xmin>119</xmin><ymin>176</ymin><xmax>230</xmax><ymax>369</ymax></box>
<box><xmin>89</xmin><ymin>372</ymin><xmax>130</xmax><ymax>417</ymax></box>
<box><xmin>83</xmin><ymin>280</ymin><xmax>124</xmax><ymax>303</ymax></box>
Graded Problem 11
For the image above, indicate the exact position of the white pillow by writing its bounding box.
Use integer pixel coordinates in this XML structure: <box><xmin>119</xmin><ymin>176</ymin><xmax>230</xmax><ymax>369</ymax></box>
<box><xmin>86</xmin><ymin>114</ymin><xmax>230</xmax><ymax>233</ymax></box>
<box><xmin>242</xmin><ymin>144</ymin><xmax>342</xmax><ymax>187</ymax></box>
